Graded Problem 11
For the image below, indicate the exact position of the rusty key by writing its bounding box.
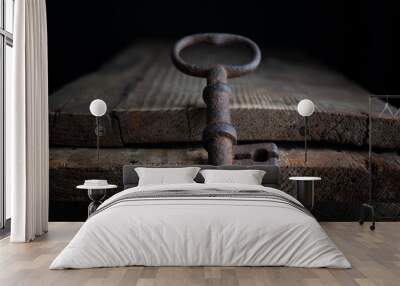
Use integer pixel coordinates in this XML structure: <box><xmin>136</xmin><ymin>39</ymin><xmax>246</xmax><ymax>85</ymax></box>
<box><xmin>172</xmin><ymin>33</ymin><xmax>261</xmax><ymax>165</ymax></box>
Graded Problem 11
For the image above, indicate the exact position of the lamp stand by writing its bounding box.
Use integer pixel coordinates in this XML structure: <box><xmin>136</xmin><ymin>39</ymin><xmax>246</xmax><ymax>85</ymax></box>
<box><xmin>94</xmin><ymin>116</ymin><xmax>106</xmax><ymax>161</ymax></box>
<box><xmin>96</xmin><ymin>117</ymin><xmax>100</xmax><ymax>160</ymax></box>
<box><xmin>304</xmin><ymin>116</ymin><xmax>308</xmax><ymax>164</ymax></box>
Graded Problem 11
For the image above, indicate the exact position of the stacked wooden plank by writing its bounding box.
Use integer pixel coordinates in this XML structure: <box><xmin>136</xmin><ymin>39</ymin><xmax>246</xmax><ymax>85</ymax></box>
<box><xmin>49</xmin><ymin>41</ymin><xmax>400</xmax><ymax>220</ymax></box>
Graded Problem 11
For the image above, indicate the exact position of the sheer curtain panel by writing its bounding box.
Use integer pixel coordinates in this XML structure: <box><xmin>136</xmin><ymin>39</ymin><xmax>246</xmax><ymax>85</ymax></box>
<box><xmin>7</xmin><ymin>0</ymin><xmax>48</xmax><ymax>242</ymax></box>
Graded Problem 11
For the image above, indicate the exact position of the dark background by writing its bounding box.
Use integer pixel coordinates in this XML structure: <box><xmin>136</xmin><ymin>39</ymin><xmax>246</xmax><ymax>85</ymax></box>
<box><xmin>46</xmin><ymin>0</ymin><xmax>397</xmax><ymax>95</ymax></box>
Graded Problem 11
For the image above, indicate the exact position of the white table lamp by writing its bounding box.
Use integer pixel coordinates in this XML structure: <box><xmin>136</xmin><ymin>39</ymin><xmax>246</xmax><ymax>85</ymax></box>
<box><xmin>297</xmin><ymin>99</ymin><xmax>315</xmax><ymax>164</ymax></box>
<box><xmin>89</xmin><ymin>99</ymin><xmax>107</xmax><ymax>160</ymax></box>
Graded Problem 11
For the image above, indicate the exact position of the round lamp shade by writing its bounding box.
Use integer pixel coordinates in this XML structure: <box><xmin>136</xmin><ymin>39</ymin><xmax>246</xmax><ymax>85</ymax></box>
<box><xmin>89</xmin><ymin>99</ymin><xmax>107</xmax><ymax>117</ymax></box>
<box><xmin>297</xmin><ymin>99</ymin><xmax>315</xmax><ymax>117</ymax></box>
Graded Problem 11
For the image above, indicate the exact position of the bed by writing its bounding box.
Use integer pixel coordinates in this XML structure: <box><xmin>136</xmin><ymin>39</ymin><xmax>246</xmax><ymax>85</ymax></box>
<box><xmin>50</xmin><ymin>165</ymin><xmax>350</xmax><ymax>269</ymax></box>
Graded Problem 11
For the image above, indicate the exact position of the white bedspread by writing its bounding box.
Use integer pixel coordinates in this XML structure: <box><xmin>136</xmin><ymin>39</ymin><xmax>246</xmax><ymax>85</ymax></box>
<box><xmin>50</xmin><ymin>183</ymin><xmax>351</xmax><ymax>269</ymax></box>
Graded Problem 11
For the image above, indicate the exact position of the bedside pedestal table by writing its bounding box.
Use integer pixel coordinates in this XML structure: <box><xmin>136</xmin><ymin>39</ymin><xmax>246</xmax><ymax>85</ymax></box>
<box><xmin>289</xmin><ymin>177</ymin><xmax>321</xmax><ymax>210</ymax></box>
<box><xmin>76</xmin><ymin>184</ymin><xmax>117</xmax><ymax>217</ymax></box>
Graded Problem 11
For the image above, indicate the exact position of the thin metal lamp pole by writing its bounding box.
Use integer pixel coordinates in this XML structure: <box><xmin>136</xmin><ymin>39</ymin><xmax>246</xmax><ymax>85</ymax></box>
<box><xmin>96</xmin><ymin>116</ymin><xmax>100</xmax><ymax>161</ymax></box>
<box><xmin>304</xmin><ymin>116</ymin><xmax>308</xmax><ymax>164</ymax></box>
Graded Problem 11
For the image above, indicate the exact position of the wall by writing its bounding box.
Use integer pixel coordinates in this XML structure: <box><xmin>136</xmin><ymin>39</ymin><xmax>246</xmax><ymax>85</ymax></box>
<box><xmin>46</xmin><ymin>0</ymin><xmax>397</xmax><ymax>95</ymax></box>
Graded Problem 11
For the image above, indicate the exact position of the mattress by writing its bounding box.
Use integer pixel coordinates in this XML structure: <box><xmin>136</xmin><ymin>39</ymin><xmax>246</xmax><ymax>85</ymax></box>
<box><xmin>50</xmin><ymin>183</ymin><xmax>350</xmax><ymax>269</ymax></box>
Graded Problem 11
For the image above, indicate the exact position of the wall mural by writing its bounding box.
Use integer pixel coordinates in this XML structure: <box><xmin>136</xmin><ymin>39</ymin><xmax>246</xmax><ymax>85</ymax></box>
<box><xmin>47</xmin><ymin>2</ymin><xmax>399</xmax><ymax>222</ymax></box>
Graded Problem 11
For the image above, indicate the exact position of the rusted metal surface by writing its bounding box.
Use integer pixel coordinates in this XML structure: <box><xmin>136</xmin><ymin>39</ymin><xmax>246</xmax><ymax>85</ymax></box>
<box><xmin>171</xmin><ymin>33</ymin><xmax>261</xmax><ymax>165</ymax></box>
<box><xmin>171</xmin><ymin>33</ymin><xmax>261</xmax><ymax>78</ymax></box>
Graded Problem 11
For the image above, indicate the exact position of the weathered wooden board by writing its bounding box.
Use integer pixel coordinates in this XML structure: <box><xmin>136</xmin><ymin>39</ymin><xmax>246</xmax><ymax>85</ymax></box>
<box><xmin>49</xmin><ymin>146</ymin><xmax>400</xmax><ymax>220</ymax></box>
<box><xmin>49</xmin><ymin>41</ymin><xmax>400</xmax><ymax>150</ymax></box>
<box><xmin>49</xmin><ymin>42</ymin><xmax>165</xmax><ymax>147</ymax></box>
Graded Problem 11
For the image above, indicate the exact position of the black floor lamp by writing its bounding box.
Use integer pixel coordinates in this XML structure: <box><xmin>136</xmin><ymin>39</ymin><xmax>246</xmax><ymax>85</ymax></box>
<box><xmin>89</xmin><ymin>99</ymin><xmax>107</xmax><ymax>160</ymax></box>
<box><xmin>297</xmin><ymin>99</ymin><xmax>315</xmax><ymax>164</ymax></box>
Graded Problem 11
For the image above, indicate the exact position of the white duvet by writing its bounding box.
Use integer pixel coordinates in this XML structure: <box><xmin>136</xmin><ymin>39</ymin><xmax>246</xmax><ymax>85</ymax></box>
<box><xmin>50</xmin><ymin>183</ymin><xmax>350</xmax><ymax>269</ymax></box>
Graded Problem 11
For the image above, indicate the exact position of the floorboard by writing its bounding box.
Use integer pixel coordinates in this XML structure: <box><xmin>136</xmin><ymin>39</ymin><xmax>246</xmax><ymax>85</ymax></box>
<box><xmin>0</xmin><ymin>222</ymin><xmax>399</xmax><ymax>286</ymax></box>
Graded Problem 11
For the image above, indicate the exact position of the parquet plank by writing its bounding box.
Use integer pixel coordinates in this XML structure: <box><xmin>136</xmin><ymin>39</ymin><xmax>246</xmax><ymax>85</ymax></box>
<box><xmin>0</xmin><ymin>222</ymin><xmax>399</xmax><ymax>286</ymax></box>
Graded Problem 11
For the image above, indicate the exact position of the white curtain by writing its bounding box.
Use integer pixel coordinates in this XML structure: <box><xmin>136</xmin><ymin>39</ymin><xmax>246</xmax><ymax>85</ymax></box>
<box><xmin>7</xmin><ymin>0</ymin><xmax>49</xmax><ymax>242</ymax></box>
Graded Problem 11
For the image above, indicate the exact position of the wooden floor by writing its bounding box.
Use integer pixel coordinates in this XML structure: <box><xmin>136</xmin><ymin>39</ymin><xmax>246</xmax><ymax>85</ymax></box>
<box><xmin>0</xmin><ymin>222</ymin><xmax>399</xmax><ymax>286</ymax></box>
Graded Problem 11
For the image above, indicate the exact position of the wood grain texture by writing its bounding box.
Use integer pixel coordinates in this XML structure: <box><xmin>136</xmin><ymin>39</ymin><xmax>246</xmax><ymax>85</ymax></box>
<box><xmin>1</xmin><ymin>222</ymin><xmax>399</xmax><ymax>286</ymax></box>
<box><xmin>49</xmin><ymin>41</ymin><xmax>400</xmax><ymax>149</ymax></box>
<box><xmin>48</xmin><ymin>147</ymin><xmax>400</xmax><ymax>219</ymax></box>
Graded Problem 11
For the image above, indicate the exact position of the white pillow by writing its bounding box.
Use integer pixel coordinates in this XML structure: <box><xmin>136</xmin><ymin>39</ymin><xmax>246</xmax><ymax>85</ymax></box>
<box><xmin>135</xmin><ymin>167</ymin><xmax>200</xmax><ymax>186</ymax></box>
<box><xmin>200</xmin><ymin>169</ymin><xmax>266</xmax><ymax>185</ymax></box>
